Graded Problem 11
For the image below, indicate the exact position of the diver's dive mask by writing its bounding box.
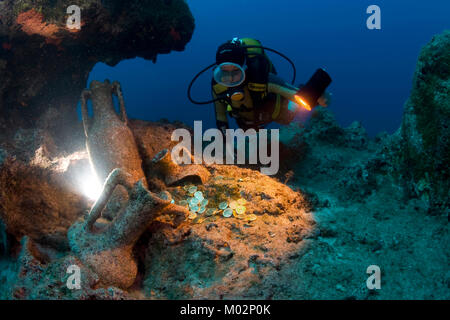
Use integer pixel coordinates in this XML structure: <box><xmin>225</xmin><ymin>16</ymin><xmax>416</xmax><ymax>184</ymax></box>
<box><xmin>213</xmin><ymin>62</ymin><xmax>246</xmax><ymax>88</ymax></box>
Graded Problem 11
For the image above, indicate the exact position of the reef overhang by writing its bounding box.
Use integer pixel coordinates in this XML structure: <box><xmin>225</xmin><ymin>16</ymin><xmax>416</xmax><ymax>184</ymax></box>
<box><xmin>0</xmin><ymin>0</ymin><xmax>195</xmax><ymax>150</ymax></box>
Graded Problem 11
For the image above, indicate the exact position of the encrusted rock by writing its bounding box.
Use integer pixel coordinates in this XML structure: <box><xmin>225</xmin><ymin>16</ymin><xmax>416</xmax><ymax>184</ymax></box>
<box><xmin>7</xmin><ymin>236</ymin><xmax>132</xmax><ymax>300</ymax></box>
<box><xmin>0</xmin><ymin>151</ymin><xmax>90</xmax><ymax>247</ymax></box>
<box><xmin>143</xmin><ymin>165</ymin><xmax>315</xmax><ymax>299</ymax></box>
<box><xmin>0</xmin><ymin>0</ymin><xmax>194</xmax><ymax>150</ymax></box>
<box><xmin>398</xmin><ymin>30</ymin><xmax>450</xmax><ymax>211</ymax></box>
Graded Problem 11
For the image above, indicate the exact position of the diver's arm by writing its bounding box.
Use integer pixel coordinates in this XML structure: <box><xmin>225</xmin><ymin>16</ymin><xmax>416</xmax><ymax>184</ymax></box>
<box><xmin>212</xmin><ymin>91</ymin><xmax>229</xmax><ymax>135</ymax></box>
<box><xmin>268</xmin><ymin>73</ymin><xmax>331</xmax><ymax>107</ymax></box>
<box><xmin>267</xmin><ymin>73</ymin><xmax>299</xmax><ymax>103</ymax></box>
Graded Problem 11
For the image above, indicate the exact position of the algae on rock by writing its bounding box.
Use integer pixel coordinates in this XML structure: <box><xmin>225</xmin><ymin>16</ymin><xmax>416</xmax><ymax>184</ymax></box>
<box><xmin>399</xmin><ymin>30</ymin><xmax>450</xmax><ymax>212</ymax></box>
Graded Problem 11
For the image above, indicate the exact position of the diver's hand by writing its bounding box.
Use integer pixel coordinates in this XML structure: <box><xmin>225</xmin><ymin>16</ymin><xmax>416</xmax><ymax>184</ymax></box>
<box><xmin>318</xmin><ymin>91</ymin><xmax>332</xmax><ymax>107</ymax></box>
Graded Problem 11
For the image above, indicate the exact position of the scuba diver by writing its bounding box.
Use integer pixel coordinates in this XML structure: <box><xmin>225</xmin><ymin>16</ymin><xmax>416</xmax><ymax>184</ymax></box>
<box><xmin>188</xmin><ymin>37</ymin><xmax>333</xmax><ymax>133</ymax></box>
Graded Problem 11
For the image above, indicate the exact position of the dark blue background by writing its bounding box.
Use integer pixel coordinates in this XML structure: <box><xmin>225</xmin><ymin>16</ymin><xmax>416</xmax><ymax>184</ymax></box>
<box><xmin>86</xmin><ymin>0</ymin><xmax>450</xmax><ymax>136</ymax></box>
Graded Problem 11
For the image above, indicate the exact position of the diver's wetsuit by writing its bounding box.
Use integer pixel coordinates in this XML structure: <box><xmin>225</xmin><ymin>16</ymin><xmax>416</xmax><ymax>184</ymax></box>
<box><xmin>212</xmin><ymin>73</ymin><xmax>301</xmax><ymax>131</ymax></box>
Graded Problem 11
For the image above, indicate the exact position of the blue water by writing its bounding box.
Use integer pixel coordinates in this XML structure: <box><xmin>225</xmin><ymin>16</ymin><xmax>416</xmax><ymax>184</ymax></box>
<box><xmin>87</xmin><ymin>0</ymin><xmax>450</xmax><ymax>136</ymax></box>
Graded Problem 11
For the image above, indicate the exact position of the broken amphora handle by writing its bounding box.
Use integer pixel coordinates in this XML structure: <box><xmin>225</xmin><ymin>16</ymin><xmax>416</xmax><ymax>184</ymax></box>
<box><xmin>85</xmin><ymin>168</ymin><xmax>133</xmax><ymax>231</ymax></box>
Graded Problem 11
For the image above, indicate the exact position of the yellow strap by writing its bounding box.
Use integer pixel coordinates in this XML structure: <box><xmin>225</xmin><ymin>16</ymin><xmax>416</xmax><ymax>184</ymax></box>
<box><xmin>272</xmin><ymin>94</ymin><xmax>281</xmax><ymax>120</ymax></box>
<box><xmin>248</xmin><ymin>83</ymin><xmax>267</xmax><ymax>92</ymax></box>
<box><xmin>241</xmin><ymin>38</ymin><xmax>263</xmax><ymax>56</ymax></box>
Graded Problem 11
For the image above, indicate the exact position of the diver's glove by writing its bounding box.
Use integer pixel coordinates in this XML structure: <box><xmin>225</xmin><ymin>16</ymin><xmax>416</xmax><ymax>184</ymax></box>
<box><xmin>216</xmin><ymin>120</ymin><xmax>229</xmax><ymax>137</ymax></box>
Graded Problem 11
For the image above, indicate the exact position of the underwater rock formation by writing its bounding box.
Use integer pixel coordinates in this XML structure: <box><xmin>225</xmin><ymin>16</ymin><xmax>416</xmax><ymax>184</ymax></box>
<box><xmin>280</xmin><ymin>108</ymin><xmax>380</xmax><ymax>204</ymax></box>
<box><xmin>0</xmin><ymin>0</ymin><xmax>195</xmax><ymax>257</ymax></box>
<box><xmin>6</xmin><ymin>236</ymin><xmax>131</xmax><ymax>299</ymax></box>
<box><xmin>0</xmin><ymin>219</ymin><xmax>6</xmax><ymax>256</ymax></box>
<box><xmin>0</xmin><ymin>0</ymin><xmax>194</xmax><ymax>149</ymax></box>
<box><xmin>0</xmin><ymin>146</ymin><xmax>90</xmax><ymax>250</ymax></box>
<box><xmin>142</xmin><ymin>165</ymin><xmax>315</xmax><ymax>299</ymax></box>
<box><xmin>398</xmin><ymin>30</ymin><xmax>450</xmax><ymax>213</ymax></box>
<box><xmin>282</xmin><ymin>30</ymin><xmax>449</xmax><ymax>212</ymax></box>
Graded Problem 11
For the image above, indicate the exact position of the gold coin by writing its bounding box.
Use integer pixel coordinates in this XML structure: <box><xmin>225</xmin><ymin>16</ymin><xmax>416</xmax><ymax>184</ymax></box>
<box><xmin>188</xmin><ymin>213</ymin><xmax>197</xmax><ymax>220</ymax></box>
<box><xmin>223</xmin><ymin>208</ymin><xmax>233</xmax><ymax>218</ymax></box>
<box><xmin>218</xmin><ymin>201</ymin><xmax>228</xmax><ymax>210</ymax></box>
<box><xmin>195</xmin><ymin>218</ymin><xmax>205</xmax><ymax>224</ymax></box>
<box><xmin>237</xmin><ymin>198</ymin><xmax>247</xmax><ymax>205</ymax></box>
<box><xmin>246</xmin><ymin>214</ymin><xmax>257</xmax><ymax>221</ymax></box>
<box><xmin>233</xmin><ymin>212</ymin><xmax>244</xmax><ymax>219</ymax></box>
<box><xmin>188</xmin><ymin>186</ymin><xmax>198</xmax><ymax>194</ymax></box>
<box><xmin>236</xmin><ymin>205</ymin><xmax>246</xmax><ymax>215</ymax></box>
<box><xmin>205</xmin><ymin>216</ymin><xmax>218</xmax><ymax>223</ymax></box>
<box><xmin>179</xmin><ymin>200</ymin><xmax>188</xmax><ymax>207</ymax></box>
<box><xmin>229</xmin><ymin>201</ymin><xmax>238</xmax><ymax>210</ymax></box>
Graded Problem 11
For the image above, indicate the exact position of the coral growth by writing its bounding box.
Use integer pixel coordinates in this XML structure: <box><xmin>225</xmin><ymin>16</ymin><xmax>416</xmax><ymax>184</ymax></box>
<box><xmin>16</xmin><ymin>9</ymin><xmax>60</xmax><ymax>44</ymax></box>
<box><xmin>399</xmin><ymin>30</ymin><xmax>450</xmax><ymax>212</ymax></box>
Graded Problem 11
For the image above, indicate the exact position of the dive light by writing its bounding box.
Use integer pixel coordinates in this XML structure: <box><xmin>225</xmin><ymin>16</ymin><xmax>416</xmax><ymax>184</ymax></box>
<box><xmin>295</xmin><ymin>68</ymin><xmax>332</xmax><ymax>110</ymax></box>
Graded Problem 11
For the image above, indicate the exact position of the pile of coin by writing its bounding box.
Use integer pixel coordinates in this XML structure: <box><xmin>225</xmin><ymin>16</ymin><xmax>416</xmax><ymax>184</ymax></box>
<box><xmin>180</xmin><ymin>184</ymin><xmax>257</xmax><ymax>223</ymax></box>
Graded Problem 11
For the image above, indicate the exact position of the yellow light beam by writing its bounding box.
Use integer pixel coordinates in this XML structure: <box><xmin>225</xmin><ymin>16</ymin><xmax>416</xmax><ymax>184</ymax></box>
<box><xmin>294</xmin><ymin>95</ymin><xmax>312</xmax><ymax>111</ymax></box>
